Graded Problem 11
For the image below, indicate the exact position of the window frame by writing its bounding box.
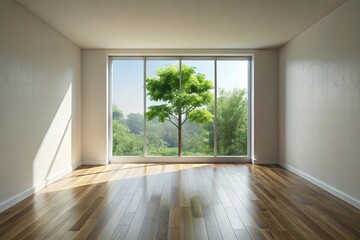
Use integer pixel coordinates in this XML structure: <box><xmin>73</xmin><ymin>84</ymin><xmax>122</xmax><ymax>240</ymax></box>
<box><xmin>108</xmin><ymin>55</ymin><xmax>252</xmax><ymax>163</ymax></box>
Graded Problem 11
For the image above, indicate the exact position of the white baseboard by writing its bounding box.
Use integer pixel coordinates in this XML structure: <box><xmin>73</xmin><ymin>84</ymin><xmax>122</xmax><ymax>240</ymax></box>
<box><xmin>0</xmin><ymin>162</ymin><xmax>81</xmax><ymax>213</ymax></box>
<box><xmin>0</xmin><ymin>186</ymin><xmax>36</xmax><ymax>214</ymax></box>
<box><xmin>81</xmin><ymin>160</ymin><xmax>107</xmax><ymax>165</ymax></box>
<box><xmin>279</xmin><ymin>162</ymin><xmax>360</xmax><ymax>209</ymax></box>
<box><xmin>252</xmin><ymin>158</ymin><xmax>278</xmax><ymax>164</ymax></box>
<box><xmin>72</xmin><ymin>161</ymin><xmax>82</xmax><ymax>170</ymax></box>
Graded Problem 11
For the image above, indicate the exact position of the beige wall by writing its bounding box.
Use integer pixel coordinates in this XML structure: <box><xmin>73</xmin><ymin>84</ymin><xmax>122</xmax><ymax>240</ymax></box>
<box><xmin>0</xmin><ymin>0</ymin><xmax>81</xmax><ymax>210</ymax></box>
<box><xmin>253</xmin><ymin>51</ymin><xmax>279</xmax><ymax>163</ymax></box>
<box><xmin>279</xmin><ymin>0</ymin><xmax>360</xmax><ymax>206</ymax></box>
<box><xmin>81</xmin><ymin>49</ymin><xmax>278</xmax><ymax>164</ymax></box>
<box><xmin>81</xmin><ymin>50</ymin><xmax>108</xmax><ymax>164</ymax></box>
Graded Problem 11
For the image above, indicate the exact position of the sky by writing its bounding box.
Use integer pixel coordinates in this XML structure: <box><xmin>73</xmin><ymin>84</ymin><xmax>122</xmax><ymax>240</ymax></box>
<box><xmin>112</xmin><ymin>59</ymin><xmax>249</xmax><ymax>116</ymax></box>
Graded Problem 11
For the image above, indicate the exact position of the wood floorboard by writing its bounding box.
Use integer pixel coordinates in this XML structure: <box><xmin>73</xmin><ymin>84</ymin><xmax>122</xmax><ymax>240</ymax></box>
<box><xmin>0</xmin><ymin>164</ymin><xmax>359</xmax><ymax>240</ymax></box>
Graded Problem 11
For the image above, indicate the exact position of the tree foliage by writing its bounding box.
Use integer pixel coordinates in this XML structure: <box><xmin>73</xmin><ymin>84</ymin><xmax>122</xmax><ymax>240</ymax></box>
<box><xmin>126</xmin><ymin>113</ymin><xmax>143</xmax><ymax>134</ymax></box>
<box><xmin>216</xmin><ymin>89</ymin><xmax>248</xmax><ymax>155</ymax></box>
<box><xmin>146</xmin><ymin>64</ymin><xmax>214</xmax><ymax>156</ymax></box>
<box><xmin>112</xmin><ymin>106</ymin><xmax>143</xmax><ymax>156</ymax></box>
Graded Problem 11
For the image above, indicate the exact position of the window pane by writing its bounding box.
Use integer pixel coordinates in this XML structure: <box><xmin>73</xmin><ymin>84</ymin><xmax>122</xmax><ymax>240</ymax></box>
<box><xmin>216</xmin><ymin>60</ymin><xmax>249</xmax><ymax>156</ymax></box>
<box><xmin>146</xmin><ymin>60</ymin><xmax>180</xmax><ymax>156</ymax></box>
<box><xmin>112</xmin><ymin>60</ymin><xmax>144</xmax><ymax>156</ymax></box>
<box><xmin>181</xmin><ymin>60</ymin><xmax>215</xmax><ymax>156</ymax></box>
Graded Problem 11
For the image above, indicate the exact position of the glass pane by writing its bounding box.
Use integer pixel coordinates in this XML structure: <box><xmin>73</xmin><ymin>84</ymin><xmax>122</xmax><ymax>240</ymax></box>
<box><xmin>146</xmin><ymin>60</ymin><xmax>180</xmax><ymax>156</ymax></box>
<box><xmin>112</xmin><ymin>59</ymin><xmax>144</xmax><ymax>156</ymax></box>
<box><xmin>181</xmin><ymin>60</ymin><xmax>215</xmax><ymax>156</ymax></box>
<box><xmin>216</xmin><ymin>60</ymin><xmax>249</xmax><ymax>156</ymax></box>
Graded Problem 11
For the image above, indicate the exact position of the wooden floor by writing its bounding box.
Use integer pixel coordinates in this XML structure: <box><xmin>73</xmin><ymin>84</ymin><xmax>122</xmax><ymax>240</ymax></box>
<box><xmin>0</xmin><ymin>164</ymin><xmax>359</xmax><ymax>240</ymax></box>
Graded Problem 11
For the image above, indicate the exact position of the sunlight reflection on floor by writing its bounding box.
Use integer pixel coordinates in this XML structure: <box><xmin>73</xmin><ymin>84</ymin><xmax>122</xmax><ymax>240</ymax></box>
<box><xmin>39</xmin><ymin>164</ymin><xmax>214</xmax><ymax>193</ymax></box>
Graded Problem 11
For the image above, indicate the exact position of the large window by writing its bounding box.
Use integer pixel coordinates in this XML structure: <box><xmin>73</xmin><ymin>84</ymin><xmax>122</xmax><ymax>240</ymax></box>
<box><xmin>109</xmin><ymin>57</ymin><xmax>251</xmax><ymax>161</ymax></box>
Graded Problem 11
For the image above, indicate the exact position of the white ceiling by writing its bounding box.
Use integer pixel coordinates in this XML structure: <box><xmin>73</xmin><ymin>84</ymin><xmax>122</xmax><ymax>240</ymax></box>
<box><xmin>17</xmin><ymin>0</ymin><xmax>346</xmax><ymax>49</ymax></box>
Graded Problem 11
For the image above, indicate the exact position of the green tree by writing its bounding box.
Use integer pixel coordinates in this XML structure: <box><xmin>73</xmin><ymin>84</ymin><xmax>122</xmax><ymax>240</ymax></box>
<box><xmin>146</xmin><ymin>64</ymin><xmax>214</xmax><ymax>156</ymax></box>
<box><xmin>112</xmin><ymin>105</ymin><xmax>125</xmax><ymax>124</ymax></box>
<box><xmin>216</xmin><ymin>89</ymin><xmax>248</xmax><ymax>155</ymax></box>
<box><xmin>182</xmin><ymin>121</ymin><xmax>212</xmax><ymax>156</ymax></box>
<box><xmin>112</xmin><ymin>105</ymin><xmax>143</xmax><ymax>156</ymax></box>
<box><xmin>112</xmin><ymin>120</ymin><xmax>143</xmax><ymax>156</ymax></box>
<box><xmin>126</xmin><ymin>113</ymin><xmax>144</xmax><ymax>134</ymax></box>
<box><xmin>146</xmin><ymin>119</ymin><xmax>177</xmax><ymax>156</ymax></box>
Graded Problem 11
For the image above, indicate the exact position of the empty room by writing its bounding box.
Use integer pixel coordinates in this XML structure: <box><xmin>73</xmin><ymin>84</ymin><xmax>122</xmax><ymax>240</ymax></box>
<box><xmin>0</xmin><ymin>0</ymin><xmax>359</xmax><ymax>239</ymax></box>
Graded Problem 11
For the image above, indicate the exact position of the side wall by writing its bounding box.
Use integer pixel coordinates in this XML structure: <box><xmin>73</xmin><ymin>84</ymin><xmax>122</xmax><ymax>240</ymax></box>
<box><xmin>0</xmin><ymin>0</ymin><xmax>82</xmax><ymax>211</ymax></box>
<box><xmin>81</xmin><ymin>49</ymin><xmax>278</xmax><ymax>164</ymax></box>
<box><xmin>279</xmin><ymin>0</ymin><xmax>360</xmax><ymax>207</ymax></box>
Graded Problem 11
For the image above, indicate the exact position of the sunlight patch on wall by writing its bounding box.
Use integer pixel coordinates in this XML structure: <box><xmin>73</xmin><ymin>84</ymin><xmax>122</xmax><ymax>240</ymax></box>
<box><xmin>32</xmin><ymin>84</ymin><xmax>72</xmax><ymax>185</ymax></box>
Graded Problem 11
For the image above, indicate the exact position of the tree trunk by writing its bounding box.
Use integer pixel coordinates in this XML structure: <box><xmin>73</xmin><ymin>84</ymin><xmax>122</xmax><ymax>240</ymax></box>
<box><xmin>178</xmin><ymin>108</ymin><xmax>182</xmax><ymax>157</ymax></box>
